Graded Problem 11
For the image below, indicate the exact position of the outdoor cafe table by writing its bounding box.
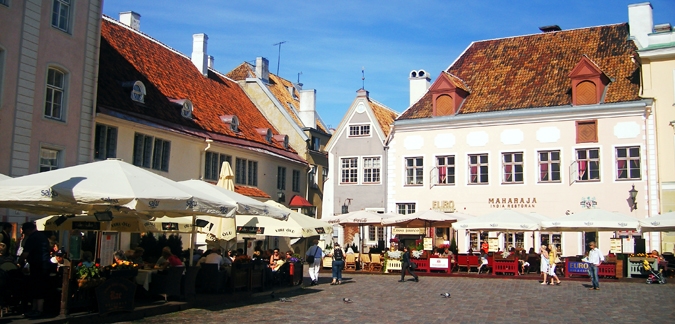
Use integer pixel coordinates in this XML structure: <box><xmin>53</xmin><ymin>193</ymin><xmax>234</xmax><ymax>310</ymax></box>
<box><xmin>136</xmin><ymin>269</ymin><xmax>157</xmax><ymax>291</ymax></box>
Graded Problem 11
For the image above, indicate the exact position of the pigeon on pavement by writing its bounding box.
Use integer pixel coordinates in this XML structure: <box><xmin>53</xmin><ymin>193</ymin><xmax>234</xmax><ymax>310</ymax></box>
<box><xmin>440</xmin><ymin>293</ymin><xmax>451</xmax><ymax>298</ymax></box>
<box><xmin>343</xmin><ymin>298</ymin><xmax>353</xmax><ymax>303</ymax></box>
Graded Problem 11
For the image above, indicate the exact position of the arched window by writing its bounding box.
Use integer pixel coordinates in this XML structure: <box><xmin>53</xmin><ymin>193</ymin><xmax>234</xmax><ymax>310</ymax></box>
<box><xmin>436</xmin><ymin>94</ymin><xmax>454</xmax><ymax>116</ymax></box>
<box><xmin>44</xmin><ymin>67</ymin><xmax>67</xmax><ymax>120</ymax></box>
<box><xmin>131</xmin><ymin>81</ymin><xmax>146</xmax><ymax>103</ymax></box>
<box><xmin>576</xmin><ymin>81</ymin><xmax>597</xmax><ymax>105</ymax></box>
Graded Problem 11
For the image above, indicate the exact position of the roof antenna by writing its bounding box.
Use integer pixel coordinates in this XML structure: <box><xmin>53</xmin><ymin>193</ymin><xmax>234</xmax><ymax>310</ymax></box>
<box><xmin>297</xmin><ymin>71</ymin><xmax>303</xmax><ymax>85</ymax></box>
<box><xmin>361</xmin><ymin>66</ymin><xmax>365</xmax><ymax>89</ymax></box>
<box><xmin>273</xmin><ymin>41</ymin><xmax>286</xmax><ymax>76</ymax></box>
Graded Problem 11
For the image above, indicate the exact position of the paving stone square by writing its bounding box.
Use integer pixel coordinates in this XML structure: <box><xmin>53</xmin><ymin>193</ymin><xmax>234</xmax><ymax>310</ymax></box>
<box><xmin>130</xmin><ymin>273</ymin><xmax>675</xmax><ymax>323</ymax></box>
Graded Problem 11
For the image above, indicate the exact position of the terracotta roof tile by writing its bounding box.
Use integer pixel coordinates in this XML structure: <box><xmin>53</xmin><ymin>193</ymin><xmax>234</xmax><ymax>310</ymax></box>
<box><xmin>399</xmin><ymin>24</ymin><xmax>640</xmax><ymax>120</ymax></box>
<box><xmin>368</xmin><ymin>98</ymin><xmax>399</xmax><ymax>137</ymax></box>
<box><xmin>235</xmin><ymin>185</ymin><xmax>271</xmax><ymax>199</ymax></box>
<box><xmin>98</xmin><ymin>17</ymin><xmax>300</xmax><ymax>157</ymax></box>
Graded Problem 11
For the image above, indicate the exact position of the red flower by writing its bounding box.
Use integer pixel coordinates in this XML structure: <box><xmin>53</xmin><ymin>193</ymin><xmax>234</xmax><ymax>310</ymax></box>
<box><xmin>95</xmin><ymin>263</ymin><xmax>100</xmax><ymax>267</ymax></box>
<box><xmin>78</xmin><ymin>262</ymin><xmax>83</xmax><ymax>266</ymax></box>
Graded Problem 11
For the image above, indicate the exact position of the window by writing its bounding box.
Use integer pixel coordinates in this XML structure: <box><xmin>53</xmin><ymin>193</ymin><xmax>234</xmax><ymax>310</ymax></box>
<box><xmin>576</xmin><ymin>120</ymin><xmax>598</xmax><ymax>143</ymax></box>
<box><xmin>292</xmin><ymin>170</ymin><xmax>300</xmax><ymax>192</ymax></box>
<box><xmin>576</xmin><ymin>81</ymin><xmax>598</xmax><ymax>105</ymax></box>
<box><xmin>247</xmin><ymin>160</ymin><xmax>258</xmax><ymax>186</ymax></box>
<box><xmin>368</xmin><ymin>226</ymin><xmax>385</xmax><ymax>241</ymax></box>
<box><xmin>468</xmin><ymin>154</ymin><xmax>489</xmax><ymax>184</ymax></box>
<box><xmin>39</xmin><ymin>148</ymin><xmax>60</xmax><ymax>172</ymax></box>
<box><xmin>94</xmin><ymin>124</ymin><xmax>117</xmax><ymax>160</ymax></box>
<box><xmin>538</xmin><ymin>150</ymin><xmax>561</xmax><ymax>182</ymax></box>
<box><xmin>235</xmin><ymin>158</ymin><xmax>246</xmax><ymax>184</ymax></box>
<box><xmin>51</xmin><ymin>0</ymin><xmax>71</xmax><ymax>32</ymax></box>
<box><xmin>322</xmin><ymin>167</ymin><xmax>328</xmax><ymax>183</ymax></box>
<box><xmin>576</xmin><ymin>148</ymin><xmax>600</xmax><ymax>181</ymax></box>
<box><xmin>436</xmin><ymin>155</ymin><xmax>455</xmax><ymax>185</ymax></box>
<box><xmin>340</xmin><ymin>157</ymin><xmax>358</xmax><ymax>184</ymax></box>
<box><xmin>204</xmin><ymin>152</ymin><xmax>231</xmax><ymax>181</ymax></box>
<box><xmin>309</xmin><ymin>165</ymin><xmax>318</xmax><ymax>189</ymax></box>
<box><xmin>363</xmin><ymin>157</ymin><xmax>381</xmax><ymax>184</ymax></box>
<box><xmin>396</xmin><ymin>203</ymin><xmax>416</xmax><ymax>215</ymax></box>
<box><xmin>277</xmin><ymin>167</ymin><xmax>286</xmax><ymax>190</ymax></box>
<box><xmin>311</xmin><ymin>136</ymin><xmax>321</xmax><ymax>151</ymax></box>
<box><xmin>131</xmin><ymin>81</ymin><xmax>146</xmax><ymax>103</ymax></box>
<box><xmin>348</xmin><ymin>125</ymin><xmax>370</xmax><ymax>137</ymax></box>
<box><xmin>44</xmin><ymin>68</ymin><xmax>65</xmax><ymax>120</ymax></box>
<box><xmin>616</xmin><ymin>146</ymin><xmax>640</xmax><ymax>180</ymax></box>
<box><xmin>502</xmin><ymin>152</ymin><xmax>523</xmax><ymax>184</ymax></box>
<box><xmin>405</xmin><ymin>157</ymin><xmax>423</xmax><ymax>185</ymax></box>
<box><xmin>133</xmin><ymin>133</ymin><xmax>170</xmax><ymax>171</ymax></box>
<box><xmin>235</xmin><ymin>158</ymin><xmax>257</xmax><ymax>185</ymax></box>
<box><xmin>0</xmin><ymin>0</ymin><xmax>7</xmax><ymax>7</ymax></box>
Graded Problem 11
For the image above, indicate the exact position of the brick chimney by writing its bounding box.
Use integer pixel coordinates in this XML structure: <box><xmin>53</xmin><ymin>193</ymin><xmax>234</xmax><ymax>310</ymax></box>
<box><xmin>191</xmin><ymin>34</ymin><xmax>208</xmax><ymax>76</ymax></box>
<box><xmin>299</xmin><ymin>89</ymin><xmax>317</xmax><ymax>128</ymax></box>
<box><xmin>119</xmin><ymin>11</ymin><xmax>141</xmax><ymax>31</ymax></box>
<box><xmin>628</xmin><ymin>2</ymin><xmax>653</xmax><ymax>49</ymax></box>
<box><xmin>255</xmin><ymin>57</ymin><xmax>270</xmax><ymax>83</ymax></box>
<box><xmin>409</xmin><ymin>70</ymin><xmax>430</xmax><ymax>106</ymax></box>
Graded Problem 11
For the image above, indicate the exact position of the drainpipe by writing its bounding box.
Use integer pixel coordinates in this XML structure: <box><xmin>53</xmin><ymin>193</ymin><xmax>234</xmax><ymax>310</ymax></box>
<box><xmin>200</xmin><ymin>139</ymin><xmax>213</xmax><ymax>180</ymax></box>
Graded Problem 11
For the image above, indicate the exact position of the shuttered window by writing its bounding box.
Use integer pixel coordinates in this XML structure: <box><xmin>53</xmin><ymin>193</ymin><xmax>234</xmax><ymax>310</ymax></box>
<box><xmin>576</xmin><ymin>81</ymin><xmax>597</xmax><ymax>105</ymax></box>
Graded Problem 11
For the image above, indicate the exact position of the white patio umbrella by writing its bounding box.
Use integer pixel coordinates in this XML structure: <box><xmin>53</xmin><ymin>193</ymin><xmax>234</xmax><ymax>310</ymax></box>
<box><xmin>0</xmin><ymin>159</ymin><xmax>235</xmax><ymax>218</ymax></box>
<box><xmin>382</xmin><ymin>210</ymin><xmax>472</xmax><ymax>228</ymax></box>
<box><xmin>452</xmin><ymin>209</ymin><xmax>545</xmax><ymax>231</ymax></box>
<box><xmin>0</xmin><ymin>174</ymin><xmax>10</xmax><ymax>181</ymax></box>
<box><xmin>230</xmin><ymin>200</ymin><xmax>333</xmax><ymax>238</ymax></box>
<box><xmin>640</xmin><ymin>211</ymin><xmax>675</xmax><ymax>232</ymax></box>
<box><xmin>540</xmin><ymin>209</ymin><xmax>640</xmax><ymax>231</ymax></box>
<box><xmin>216</xmin><ymin>161</ymin><xmax>235</xmax><ymax>191</ymax></box>
<box><xmin>324</xmin><ymin>210</ymin><xmax>396</xmax><ymax>225</ymax></box>
<box><xmin>36</xmin><ymin>214</ymin><xmax>159</xmax><ymax>232</ymax></box>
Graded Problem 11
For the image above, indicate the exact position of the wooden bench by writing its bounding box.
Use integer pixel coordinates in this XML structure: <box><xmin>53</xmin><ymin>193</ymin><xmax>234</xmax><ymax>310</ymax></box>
<box><xmin>493</xmin><ymin>257</ymin><xmax>520</xmax><ymax>276</ymax></box>
<box><xmin>457</xmin><ymin>254</ymin><xmax>480</xmax><ymax>272</ymax></box>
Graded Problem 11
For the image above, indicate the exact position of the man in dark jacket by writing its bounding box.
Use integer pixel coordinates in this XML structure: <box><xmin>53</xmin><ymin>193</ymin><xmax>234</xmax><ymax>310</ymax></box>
<box><xmin>19</xmin><ymin>222</ymin><xmax>50</xmax><ymax>318</ymax></box>
<box><xmin>399</xmin><ymin>246</ymin><xmax>419</xmax><ymax>282</ymax></box>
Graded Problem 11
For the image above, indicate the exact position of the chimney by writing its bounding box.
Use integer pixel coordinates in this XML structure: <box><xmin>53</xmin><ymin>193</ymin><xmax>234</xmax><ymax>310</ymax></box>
<box><xmin>298</xmin><ymin>89</ymin><xmax>317</xmax><ymax>129</ymax></box>
<box><xmin>208</xmin><ymin>55</ymin><xmax>214</xmax><ymax>69</ymax></box>
<box><xmin>255</xmin><ymin>57</ymin><xmax>269</xmax><ymax>83</ymax></box>
<box><xmin>119</xmin><ymin>11</ymin><xmax>141</xmax><ymax>31</ymax></box>
<box><xmin>628</xmin><ymin>2</ymin><xmax>653</xmax><ymax>49</ymax></box>
<box><xmin>409</xmin><ymin>70</ymin><xmax>430</xmax><ymax>106</ymax></box>
<box><xmin>191</xmin><ymin>33</ymin><xmax>208</xmax><ymax>76</ymax></box>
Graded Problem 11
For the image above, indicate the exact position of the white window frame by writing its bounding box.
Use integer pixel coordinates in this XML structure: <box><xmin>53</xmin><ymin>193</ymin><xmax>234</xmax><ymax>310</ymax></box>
<box><xmin>44</xmin><ymin>67</ymin><xmax>66</xmax><ymax>121</ymax></box>
<box><xmin>340</xmin><ymin>157</ymin><xmax>358</xmax><ymax>184</ymax></box>
<box><xmin>39</xmin><ymin>147</ymin><xmax>61</xmax><ymax>172</ymax></box>
<box><xmin>575</xmin><ymin>147</ymin><xmax>600</xmax><ymax>182</ymax></box>
<box><xmin>367</xmin><ymin>225</ymin><xmax>385</xmax><ymax>242</ymax></box>
<box><xmin>501</xmin><ymin>152</ymin><xmax>524</xmax><ymax>184</ymax></box>
<box><xmin>436</xmin><ymin>155</ymin><xmax>455</xmax><ymax>185</ymax></box>
<box><xmin>94</xmin><ymin>123</ymin><xmax>117</xmax><ymax>160</ymax></box>
<box><xmin>51</xmin><ymin>0</ymin><xmax>71</xmax><ymax>33</ymax></box>
<box><xmin>204</xmin><ymin>152</ymin><xmax>231</xmax><ymax>181</ymax></box>
<box><xmin>405</xmin><ymin>156</ymin><xmax>424</xmax><ymax>186</ymax></box>
<box><xmin>309</xmin><ymin>165</ymin><xmax>318</xmax><ymax>189</ymax></box>
<box><xmin>131</xmin><ymin>81</ymin><xmax>146</xmax><ymax>103</ymax></box>
<box><xmin>537</xmin><ymin>150</ymin><xmax>562</xmax><ymax>183</ymax></box>
<box><xmin>133</xmin><ymin>133</ymin><xmax>171</xmax><ymax>172</ymax></box>
<box><xmin>396</xmin><ymin>203</ymin><xmax>416</xmax><ymax>215</ymax></box>
<box><xmin>348</xmin><ymin>124</ymin><xmax>371</xmax><ymax>137</ymax></box>
<box><xmin>362</xmin><ymin>156</ymin><xmax>381</xmax><ymax>184</ymax></box>
<box><xmin>468</xmin><ymin>153</ymin><xmax>489</xmax><ymax>185</ymax></box>
<box><xmin>615</xmin><ymin>145</ymin><xmax>641</xmax><ymax>180</ymax></box>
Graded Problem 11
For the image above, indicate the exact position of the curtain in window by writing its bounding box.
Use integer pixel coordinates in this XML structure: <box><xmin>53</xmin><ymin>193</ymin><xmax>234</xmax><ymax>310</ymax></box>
<box><xmin>504</xmin><ymin>165</ymin><xmax>512</xmax><ymax>181</ymax></box>
<box><xmin>578</xmin><ymin>161</ymin><xmax>587</xmax><ymax>179</ymax></box>
<box><xmin>439</xmin><ymin>167</ymin><xmax>447</xmax><ymax>183</ymax></box>
<box><xmin>470</xmin><ymin>166</ymin><xmax>477</xmax><ymax>182</ymax></box>
<box><xmin>617</xmin><ymin>160</ymin><xmax>626</xmax><ymax>178</ymax></box>
<box><xmin>540</xmin><ymin>163</ymin><xmax>548</xmax><ymax>181</ymax></box>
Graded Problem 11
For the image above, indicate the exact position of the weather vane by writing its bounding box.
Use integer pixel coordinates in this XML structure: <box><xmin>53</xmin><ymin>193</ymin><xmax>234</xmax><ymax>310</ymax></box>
<box><xmin>361</xmin><ymin>66</ymin><xmax>365</xmax><ymax>89</ymax></box>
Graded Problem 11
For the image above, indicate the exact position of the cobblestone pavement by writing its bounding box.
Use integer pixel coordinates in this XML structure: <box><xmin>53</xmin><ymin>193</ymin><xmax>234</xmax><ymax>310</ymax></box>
<box><xmin>130</xmin><ymin>274</ymin><xmax>674</xmax><ymax>323</ymax></box>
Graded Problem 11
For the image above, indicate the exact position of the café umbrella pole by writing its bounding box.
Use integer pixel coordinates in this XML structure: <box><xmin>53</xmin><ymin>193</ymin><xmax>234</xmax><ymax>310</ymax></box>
<box><xmin>189</xmin><ymin>215</ymin><xmax>196</xmax><ymax>266</ymax></box>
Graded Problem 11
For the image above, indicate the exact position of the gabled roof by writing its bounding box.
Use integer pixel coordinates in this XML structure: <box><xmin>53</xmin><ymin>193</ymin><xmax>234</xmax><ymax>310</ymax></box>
<box><xmin>97</xmin><ymin>16</ymin><xmax>305</xmax><ymax>165</ymax></box>
<box><xmin>399</xmin><ymin>23</ymin><xmax>641</xmax><ymax>120</ymax></box>
<box><xmin>226</xmin><ymin>62</ymin><xmax>329</xmax><ymax>134</ymax></box>
<box><xmin>368</xmin><ymin>98</ymin><xmax>398</xmax><ymax>137</ymax></box>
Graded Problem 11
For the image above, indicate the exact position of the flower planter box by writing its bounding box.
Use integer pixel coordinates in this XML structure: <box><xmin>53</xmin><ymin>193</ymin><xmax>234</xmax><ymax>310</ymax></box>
<box><xmin>411</xmin><ymin>259</ymin><xmax>429</xmax><ymax>272</ymax></box>
<box><xmin>290</xmin><ymin>262</ymin><xmax>303</xmax><ymax>286</ymax></box>
<box><xmin>386</xmin><ymin>259</ymin><xmax>402</xmax><ymax>273</ymax></box>
<box><xmin>627</xmin><ymin>258</ymin><xmax>657</xmax><ymax>278</ymax></box>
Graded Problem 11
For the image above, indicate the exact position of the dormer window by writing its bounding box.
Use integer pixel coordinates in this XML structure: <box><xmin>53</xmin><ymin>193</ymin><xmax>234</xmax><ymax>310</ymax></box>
<box><xmin>131</xmin><ymin>81</ymin><xmax>146</xmax><ymax>103</ymax></box>
<box><xmin>430</xmin><ymin>72</ymin><xmax>469</xmax><ymax>117</ymax></box>
<box><xmin>169</xmin><ymin>98</ymin><xmax>193</xmax><ymax>119</ymax></box>
<box><xmin>569</xmin><ymin>56</ymin><xmax>611</xmax><ymax>106</ymax></box>
<box><xmin>219</xmin><ymin>115</ymin><xmax>239</xmax><ymax>132</ymax></box>
<box><xmin>273</xmin><ymin>134</ymin><xmax>289</xmax><ymax>149</ymax></box>
<box><xmin>256</xmin><ymin>128</ymin><xmax>273</xmax><ymax>143</ymax></box>
<box><xmin>349</xmin><ymin>124</ymin><xmax>370</xmax><ymax>137</ymax></box>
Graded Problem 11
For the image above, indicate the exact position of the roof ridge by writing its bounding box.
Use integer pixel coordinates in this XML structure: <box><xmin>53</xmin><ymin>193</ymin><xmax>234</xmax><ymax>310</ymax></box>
<box><xmin>102</xmin><ymin>15</ymin><xmax>237</xmax><ymax>83</ymax></box>
<box><xmin>470</xmin><ymin>22</ymin><xmax>627</xmax><ymax>45</ymax></box>
<box><xmin>368</xmin><ymin>97</ymin><xmax>398</xmax><ymax>114</ymax></box>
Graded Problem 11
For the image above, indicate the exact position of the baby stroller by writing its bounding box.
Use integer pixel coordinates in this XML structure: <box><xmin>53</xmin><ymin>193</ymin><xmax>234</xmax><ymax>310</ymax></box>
<box><xmin>642</xmin><ymin>259</ymin><xmax>667</xmax><ymax>284</ymax></box>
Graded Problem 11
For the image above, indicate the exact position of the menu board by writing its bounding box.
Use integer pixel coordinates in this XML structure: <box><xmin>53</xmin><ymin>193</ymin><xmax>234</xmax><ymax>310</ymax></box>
<box><xmin>99</xmin><ymin>232</ymin><xmax>119</xmax><ymax>267</ymax></box>
<box><xmin>423</xmin><ymin>237</ymin><xmax>433</xmax><ymax>251</ymax></box>
<box><xmin>488</xmin><ymin>238</ymin><xmax>499</xmax><ymax>252</ymax></box>
<box><xmin>610</xmin><ymin>238</ymin><xmax>622</xmax><ymax>254</ymax></box>
<box><xmin>622</xmin><ymin>238</ymin><xmax>634</xmax><ymax>254</ymax></box>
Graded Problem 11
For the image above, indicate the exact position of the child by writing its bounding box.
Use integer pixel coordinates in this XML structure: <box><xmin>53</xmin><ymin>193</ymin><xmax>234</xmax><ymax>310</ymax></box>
<box><xmin>477</xmin><ymin>251</ymin><xmax>489</xmax><ymax>274</ymax></box>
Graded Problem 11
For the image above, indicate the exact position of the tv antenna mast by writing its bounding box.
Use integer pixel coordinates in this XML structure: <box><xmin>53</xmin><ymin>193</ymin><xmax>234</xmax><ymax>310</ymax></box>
<box><xmin>273</xmin><ymin>41</ymin><xmax>286</xmax><ymax>76</ymax></box>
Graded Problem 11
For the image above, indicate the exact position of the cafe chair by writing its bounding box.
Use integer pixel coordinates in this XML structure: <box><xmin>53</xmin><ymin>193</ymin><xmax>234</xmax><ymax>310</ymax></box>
<box><xmin>361</xmin><ymin>254</ymin><xmax>372</xmax><ymax>272</ymax></box>
<box><xmin>182</xmin><ymin>266</ymin><xmax>201</xmax><ymax>300</ymax></box>
<box><xmin>370</xmin><ymin>254</ymin><xmax>383</xmax><ymax>272</ymax></box>
<box><xmin>150</xmin><ymin>267</ymin><xmax>184</xmax><ymax>302</ymax></box>
<box><xmin>273</xmin><ymin>262</ymin><xmax>291</xmax><ymax>286</ymax></box>
<box><xmin>198</xmin><ymin>263</ymin><xmax>224</xmax><ymax>293</ymax></box>
<box><xmin>345</xmin><ymin>254</ymin><xmax>357</xmax><ymax>271</ymax></box>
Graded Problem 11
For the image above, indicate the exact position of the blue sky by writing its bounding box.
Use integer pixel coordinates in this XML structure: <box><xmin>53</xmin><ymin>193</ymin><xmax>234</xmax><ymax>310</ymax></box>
<box><xmin>102</xmin><ymin>1</ymin><xmax>675</xmax><ymax>129</ymax></box>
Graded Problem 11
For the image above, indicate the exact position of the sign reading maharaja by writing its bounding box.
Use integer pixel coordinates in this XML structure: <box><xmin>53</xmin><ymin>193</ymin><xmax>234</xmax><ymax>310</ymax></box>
<box><xmin>488</xmin><ymin>197</ymin><xmax>537</xmax><ymax>208</ymax></box>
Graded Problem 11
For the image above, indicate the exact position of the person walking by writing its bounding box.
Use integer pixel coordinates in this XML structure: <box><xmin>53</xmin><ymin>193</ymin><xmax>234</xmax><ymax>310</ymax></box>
<box><xmin>587</xmin><ymin>241</ymin><xmax>604</xmax><ymax>290</ymax></box>
<box><xmin>19</xmin><ymin>222</ymin><xmax>50</xmax><ymax>318</ymax></box>
<box><xmin>330</xmin><ymin>243</ymin><xmax>345</xmax><ymax>285</ymax></box>
<box><xmin>306</xmin><ymin>239</ymin><xmax>323</xmax><ymax>286</ymax></box>
<box><xmin>548</xmin><ymin>244</ymin><xmax>561</xmax><ymax>285</ymax></box>
<box><xmin>399</xmin><ymin>246</ymin><xmax>419</xmax><ymax>282</ymax></box>
<box><xmin>540</xmin><ymin>244</ymin><xmax>549</xmax><ymax>285</ymax></box>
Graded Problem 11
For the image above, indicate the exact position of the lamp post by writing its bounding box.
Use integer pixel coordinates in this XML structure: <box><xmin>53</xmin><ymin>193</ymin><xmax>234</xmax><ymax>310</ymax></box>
<box><xmin>277</xmin><ymin>191</ymin><xmax>285</xmax><ymax>203</ymax></box>
<box><xmin>629</xmin><ymin>185</ymin><xmax>638</xmax><ymax>211</ymax></box>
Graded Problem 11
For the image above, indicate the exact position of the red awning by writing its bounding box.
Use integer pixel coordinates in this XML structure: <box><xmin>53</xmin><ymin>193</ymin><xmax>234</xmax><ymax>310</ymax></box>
<box><xmin>289</xmin><ymin>195</ymin><xmax>313</xmax><ymax>208</ymax></box>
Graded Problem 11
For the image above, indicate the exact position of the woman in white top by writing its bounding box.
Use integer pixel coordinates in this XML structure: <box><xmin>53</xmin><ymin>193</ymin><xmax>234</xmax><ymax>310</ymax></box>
<box><xmin>548</xmin><ymin>244</ymin><xmax>561</xmax><ymax>285</ymax></box>
<box><xmin>540</xmin><ymin>245</ymin><xmax>549</xmax><ymax>285</ymax></box>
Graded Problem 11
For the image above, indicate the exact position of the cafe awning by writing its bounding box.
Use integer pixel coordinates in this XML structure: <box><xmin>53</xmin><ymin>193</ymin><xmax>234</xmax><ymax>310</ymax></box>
<box><xmin>288</xmin><ymin>195</ymin><xmax>313</xmax><ymax>208</ymax></box>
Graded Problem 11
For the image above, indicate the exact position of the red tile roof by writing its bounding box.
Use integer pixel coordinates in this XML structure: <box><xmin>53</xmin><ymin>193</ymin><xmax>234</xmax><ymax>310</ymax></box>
<box><xmin>399</xmin><ymin>23</ymin><xmax>641</xmax><ymax>120</ymax></box>
<box><xmin>235</xmin><ymin>185</ymin><xmax>270</xmax><ymax>199</ymax></box>
<box><xmin>368</xmin><ymin>98</ymin><xmax>399</xmax><ymax>137</ymax></box>
<box><xmin>98</xmin><ymin>17</ymin><xmax>305</xmax><ymax>165</ymax></box>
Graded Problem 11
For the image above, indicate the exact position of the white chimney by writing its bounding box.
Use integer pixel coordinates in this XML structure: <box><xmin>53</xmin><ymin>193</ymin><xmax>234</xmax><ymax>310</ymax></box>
<box><xmin>409</xmin><ymin>69</ymin><xmax>431</xmax><ymax>106</ymax></box>
<box><xmin>299</xmin><ymin>89</ymin><xmax>317</xmax><ymax>129</ymax></box>
<box><xmin>191</xmin><ymin>33</ymin><xmax>208</xmax><ymax>76</ymax></box>
<box><xmin>208</xmin><ymin>55</ymin><xmax>214</xmax><ymax>69</ymax></box>
<box><xmin>119</xmin><ymin>11</ymin><xmax>141</xmax><ymax>31</ymax></box>
<box><xmin>255</xmin><ymin>57</ymin><xmax>269</xmax><ymax>83</ymax></box>
<box><xmin>628</xmin><ymin>2</ymin><xmax>653</xmax><ymax>49</ymax></box>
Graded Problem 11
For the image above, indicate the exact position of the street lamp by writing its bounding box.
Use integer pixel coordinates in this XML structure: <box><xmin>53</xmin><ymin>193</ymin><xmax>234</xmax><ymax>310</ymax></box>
<box><xmin>277</xmin><ymin>191</ymin><xmax>285</xmax><ymax>203</ymax></box>
<box><xmin>629</xmin><ymin>185</ymin><xmax>638</xmax><ymax>211</ymax></box>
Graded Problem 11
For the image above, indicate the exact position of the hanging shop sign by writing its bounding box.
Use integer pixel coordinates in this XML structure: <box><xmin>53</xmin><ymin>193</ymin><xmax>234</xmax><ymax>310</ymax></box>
<box><xmin>488</xmin><ymin>197</ymin><xmax>537</xmax><ymax>208</ymax></box>
<box><xmin>392</xmin><ymin>228</ymin><xmax>425</xmax><ymax>235</ymax></box>
<box><xmin>432</xmin><ymin>200</ymin><xmax>455</xmax><ymax>212</ymax></box>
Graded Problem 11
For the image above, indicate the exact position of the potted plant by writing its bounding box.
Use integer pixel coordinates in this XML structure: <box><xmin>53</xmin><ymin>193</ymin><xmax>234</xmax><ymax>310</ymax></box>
<box><xmin>74</xmin><ymin>262</ymin><xmax>104</xmax><ymax>290</ymax></box>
